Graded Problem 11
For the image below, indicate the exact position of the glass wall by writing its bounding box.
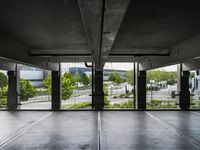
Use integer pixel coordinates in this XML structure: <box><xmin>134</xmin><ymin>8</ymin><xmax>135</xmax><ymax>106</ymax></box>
<box><xmin>103</xmin><ymin>62</ymin><xmax>135</xmax><ymax>109</ymax></box>
<box><xmin>61</xmin><ymin>62</ymin><xmax>92</xmax><ymax>109</ymax></box>
<box><xmin>146</xmin><ymin>65</ymin><xmax>178</xmax><ymax>109</ymax></box>
<box><xmin>20</xmin><ymin>64</ymin><xmax>51</xmax><ymax>109</ymax></box>
<box><xmin>0</xmin><ymin>70</ymin><xmax>7</xmax><ymax>109</ymax></box>
<box><xmin>190</xmin><ymin>70</ymin><xmax>200</xmax><ymax>109</ymax></box>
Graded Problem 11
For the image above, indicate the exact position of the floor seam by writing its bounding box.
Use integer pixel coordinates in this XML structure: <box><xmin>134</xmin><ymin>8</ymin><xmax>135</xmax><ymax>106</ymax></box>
<box><xmin>98</xmin><ymin>111</ymin><xmax>102</xmax><ymax>150</ymax></box>
<box><xmin>144</xmin><ymin>111</ymin><xmax>200</xmax><ymax>150</ymax></box>
<box><xmin>0</xmin><ymin>112</ymin><xmax>53</xmax><ymax>149</ymax></box>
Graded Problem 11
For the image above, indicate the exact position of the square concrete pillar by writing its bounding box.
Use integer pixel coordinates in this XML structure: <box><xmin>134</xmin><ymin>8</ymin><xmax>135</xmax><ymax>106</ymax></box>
<box><xmin>177</xmin><ymin>65</ymin><xmax>190</xmax><ymax>110</ymax></box>
<box><xmin>136</xmin><ymin>69</ymin><xmax>146</xmax><ymax>110</ymax></box>
<box><xmin>94</xmin><ymin>70</ymin><xmax>104</xmax><ymax>110</ymax></box>
<box><xmin>51</xmin><ymin>70</ymin><xmax>61</xmax><ymax>110</ymax></box>
<box><xmin>7</xmin><ymin>65</ymin><xmax>20</xmax><ymax>110</ymax></box>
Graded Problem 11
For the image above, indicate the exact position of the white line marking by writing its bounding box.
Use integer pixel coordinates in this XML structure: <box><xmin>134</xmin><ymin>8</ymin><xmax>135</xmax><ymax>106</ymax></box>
<box><xmin>0</xmin><ymin>112</ymin><xmax>53</xmax><ymax>149</ymax></box>
<box><xmin>145</xmin><ymin>111</ymin><xmax>200</xmax><ymax>150</ymax></box>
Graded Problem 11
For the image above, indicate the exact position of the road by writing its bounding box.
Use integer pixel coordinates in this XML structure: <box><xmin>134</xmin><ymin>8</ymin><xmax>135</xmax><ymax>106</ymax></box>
<box><xmin>21</xmin><ymin>83</ymin><xmax>178</xmax><ymax>109</ymax></box>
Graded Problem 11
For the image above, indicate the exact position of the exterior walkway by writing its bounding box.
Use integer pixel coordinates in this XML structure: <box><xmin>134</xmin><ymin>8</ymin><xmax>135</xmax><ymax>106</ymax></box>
<box><xmin>0</xmin><ymin>111</ymin><xmax>200</xmax><ymax>149</ymax></box>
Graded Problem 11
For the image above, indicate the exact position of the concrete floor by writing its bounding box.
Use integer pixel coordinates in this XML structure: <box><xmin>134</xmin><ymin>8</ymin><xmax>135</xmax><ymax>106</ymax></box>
<box><xmin>0</xmin><ymin>111</ymin><xmax>200</xmax><ymax>150</ymax></box>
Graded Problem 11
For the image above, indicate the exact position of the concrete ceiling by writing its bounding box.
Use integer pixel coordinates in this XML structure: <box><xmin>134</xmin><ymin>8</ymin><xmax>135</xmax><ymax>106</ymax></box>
<box><xmin>0</xmin><ymin>0</ymin><xmax>200</xmax><ymax>70</ymax></box>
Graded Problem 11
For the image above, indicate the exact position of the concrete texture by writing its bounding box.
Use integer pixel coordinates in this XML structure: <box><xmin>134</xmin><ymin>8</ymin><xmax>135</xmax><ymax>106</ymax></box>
<box><xmin>0</xmin><ymin>111</ymin><xmax>200</xmax><ymax>149</ymax></box>
<box><xmin>1</xmin><ymin>0</ymin><xmax>200</xmax><ymax>70</ymax></box>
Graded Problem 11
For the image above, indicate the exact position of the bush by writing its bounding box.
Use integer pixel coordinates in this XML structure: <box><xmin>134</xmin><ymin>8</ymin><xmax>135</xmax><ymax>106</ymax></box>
<box><xmin>104</xmin><ymin>84</ymin><xmax>110</xmax><ymax>106</ymax></box>
<box><xmin>119</xmin><ymin>93</ymin><xmax>126</xmax><ymax>98</ymax></box>
<box><xmin>106</xmin><ymin>99</ymin><xmax>134</xmax><ymax>109</ymax></box>
<box><xmin>0</xmin><ymin>72</ymin><xmax>8</xmax><ymax>88</ymax></box>
<box><xmin>0</xmin><ymin>97</ymin><xmax>6</xmax><ymax>108</ymax></box>
<box><xmin>62</xmin><ymin>102</ymin><xmax>91</xmax><ymax>109</ymax></box>
<box><xmin>147</xmin><ymin>99</ymin><xmax>176</xmax><ymax>109</ymax></box>
<box><xmin>20</xmin><ymin>79</ymin><xmax>36</xmax><ymax>101</ymax></box>
<box><xmin>119</xmin><ymin>100</ymin><xmax>134</xmax><ymax>108</ymax></box>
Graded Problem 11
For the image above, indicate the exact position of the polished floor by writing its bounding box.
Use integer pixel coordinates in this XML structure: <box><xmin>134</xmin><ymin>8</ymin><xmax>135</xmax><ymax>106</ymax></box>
<box><xmin>0</xmin><ymin>111</ymin><xmax>200</xmax><ymax>150</ymax></box>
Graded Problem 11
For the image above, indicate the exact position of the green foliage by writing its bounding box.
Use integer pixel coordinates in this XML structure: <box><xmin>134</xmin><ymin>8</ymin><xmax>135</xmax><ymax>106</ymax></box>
<box><xmin>0</xmin><ymin>72</ymin><xmax>8</xmax><ymax>89</ymax></box>
<box><xmin>125</xmin><ymin>70</ymin><xmax>134</xmax><ymax>85</ymax></box>
<box><xmin>113</xmin><ymin>100</ymin><xmax>134</xmax><ymax>108</ymax></box>
<box><xmin>75</xmin><ymin>85</ymin><xmax>90</xmax><ymax>90</ymax></box>
<box><xmin>108</xmin><ymin>71</ymin><xmax>121</xmax><ymax>84</ymax></box>
<box><xmin>74</xmin><ymin>72</ymin><xmax>90</xmax><ymax>86</ymax></box>
<box><xmin>126</xmin><ymin>69</ymin><xmax>177</xmax><ymax>85</ymax></box>
<box><xmin>147</xmin><ymin>99</ymin><xmax>176</xmax><ymax>109</ymax></box>
<box><xmin>119</xmin><ymin>93</ymin><xmax>126</xmax><ymax>98</ymax></box>
<box><xmin>0</xmin><ymin>73</ymin><xmax>8</xmax><ymax>108</ymax></box>
<box><xmin>62</xmin><ymin>72</ymin><xmax>76</xmax><ymax>99</ymax></box>
<box><xmin>20</xmin><ymin>79</ymin><xmax>36</xmax><ymax>101</ymax></box>
<box><xmin>147</xmin><ymin>70</ymin><xmax>177</xmax><ymax>85</ymax></box>
<box><xmin>81</xmin><ymin>73</ymin><xmax>90</xmax><ymax>85</ymax></box>
<box><xmin>74</xmin><ymin>72</ymin><xmax>81</xmax><ymax>83</ymax></box>
<box><xmin>104</xmin><ymin>83</ymin><xmax>109</xmax><ymax>105</ymax></box>
<box><xmin>62</xmin><ymin>102</ymin><xmax>91</xmax><ymax>109</ymax></box>
<box><xmin>43</xmin><ymin>72</ymin><xmax>76</xmax><ymax>100</ymax></box>
<box><xmin>0</xmin><ymin>86</ymin><xmax>8</xmax><ymax>98</ymax></box>
<box><xmin>89</xmin><ymin>74</ymin><xmax>92</xmax><ymax>84</ymax></box>
<box><xmin>0</xmin><ymin>97</ymin><xmax>7</xmax><ymax>108</ymax></box>
<box><xmin>44</xmin><ymin>75</ymin><xmax>51</xmax><ymax>93</ymax></box>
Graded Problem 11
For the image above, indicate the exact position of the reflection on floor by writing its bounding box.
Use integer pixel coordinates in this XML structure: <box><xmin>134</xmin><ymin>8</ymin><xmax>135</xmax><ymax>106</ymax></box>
<box><xmin>0</xmin><ymin>111</ymin><xmax>200</xmax><ymax>149</ymax></box>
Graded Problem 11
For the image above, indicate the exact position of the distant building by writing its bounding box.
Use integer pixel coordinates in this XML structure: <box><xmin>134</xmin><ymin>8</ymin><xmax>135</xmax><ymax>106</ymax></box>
<box><xmin>20</xmin><ymin>65</ymin><xmax>49</xmax><ymax>87</ymax></box>
<box><xmin>63</xmin><ymin>67</ymin><xmax>127</xmax><ymax>81</ymax></box>
<box><xmin>1</xmin><ymin>65</ymin><xmax>127</xmax><ymax>87</ymax></box>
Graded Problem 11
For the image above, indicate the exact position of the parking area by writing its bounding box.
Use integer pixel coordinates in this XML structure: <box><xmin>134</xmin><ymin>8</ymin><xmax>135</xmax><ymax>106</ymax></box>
<box><xmin>0</xmin><ymin>111</ymin><xmax>200</xmax><ymax>149</ymax></box>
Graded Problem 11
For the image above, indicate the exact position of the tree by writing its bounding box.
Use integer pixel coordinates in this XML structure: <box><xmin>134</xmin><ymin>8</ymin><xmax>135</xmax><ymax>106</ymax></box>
<box><xmin>62</xmin><ymin>72</ymin><xmax>76</xmax><ymax>99</ymax></box>
<box><xmin>81</xmin><ymin>73</ymin><xmax>90</xmax><ymax>85</ymax></box>
<box><xmin>125</xmin><ymin>70</ymin><xmax>134</xmax><ymax>85</ymax></box>
<box><xmin>74</xmin><ymin>72</ymin><xmax>81</xmax><ymax>83</ymax></box>
<box><xmin>20</xmin><ymin>79</ymin><xmax>36</xmax><ymax>101</ymax></box>
<box><xmin>44</xmin><ymin>75</ymin><xmax>51</xmax><ymax>93</ymax></box>
<box><xmin>89</xmin><ymin>74</ymin><xmax>92</xmax><ymax>84</ymax></box>
<box><xmin>0</xmin><ymin>72</ymin><xmax>8</xmax><ymax>89</ymax></box>
<box><xmin>43</xmin><ymin>72</ymin><xmax>76</xmax><ymax>100</ymax></box>
<box><xmin>126</xmin><ymin>69</ymin><xmax>177</xmax><ymax>85</ymax></box>
<box><xmin>108</xmin><ymin>72</ymin><xmax>121</xmax><ymax>84</ymax></box>
<box><xmin>147</xmin><ymin>70</ymin><xmax>177</xmax><ymax>85</ymax></box>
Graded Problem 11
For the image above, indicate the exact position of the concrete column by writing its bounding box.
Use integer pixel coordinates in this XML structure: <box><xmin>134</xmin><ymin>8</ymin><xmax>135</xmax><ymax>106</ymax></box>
<box><xmin>94</xmin><ymin>70</ymin><xmax>104</xmax><ymax>110</ymax></box>
<box><xmin>136</xmin><ymin>68</ymin><xmax>146</xmax><ymax>110</ymax></box>
<box><xmin>7</xmin><ymin>65</ymin><xmax>20</xmax><ymax>110</ymax></box>
<box><xmin>178</xmin><ymin>64</ymin><xmax>190</xmax><ymax>110</ymax></box>
<box><xmin>51</xmin><ymin>70</ymin><xmax>61</xmax><ymax>110</ymax></box>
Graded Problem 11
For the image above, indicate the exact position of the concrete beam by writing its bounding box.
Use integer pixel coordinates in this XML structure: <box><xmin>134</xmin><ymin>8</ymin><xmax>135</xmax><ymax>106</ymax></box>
<box><xmin>0</xmin><ymin>58</ymin><xmax>16</xmax><ymax>71</ymax></box>
<box><xmin>182</xmin><ymin>58</ymin><xmax>200</xmax><ymax>71</ymax></box>
<box><xmin>78</xmin><ymin>0</ymin><xmax>103</xmax><ymax>70</ymax></box>
<box><xmin>110</xmin><ymin>48</ymin><xmax>169</xmax><ymax>55</ymax></box>
<box><xmin>139</xmin><ymin>34</ymin><xmax>200</xmax><ymax>70</ymax></box>
<box><xmin>29</xmin><ymin>55</ymin><xmax>92</xmax><ymax>63</ymax></box>
<box><xmin>0</xmin><ymin>35</ymin><xmax>59</xmax><ymax>71</ymax></box>
<box><xmin>100</xmin><ymin>0</ymin><xmax>131</xmax><ymax>68</ymax></box>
